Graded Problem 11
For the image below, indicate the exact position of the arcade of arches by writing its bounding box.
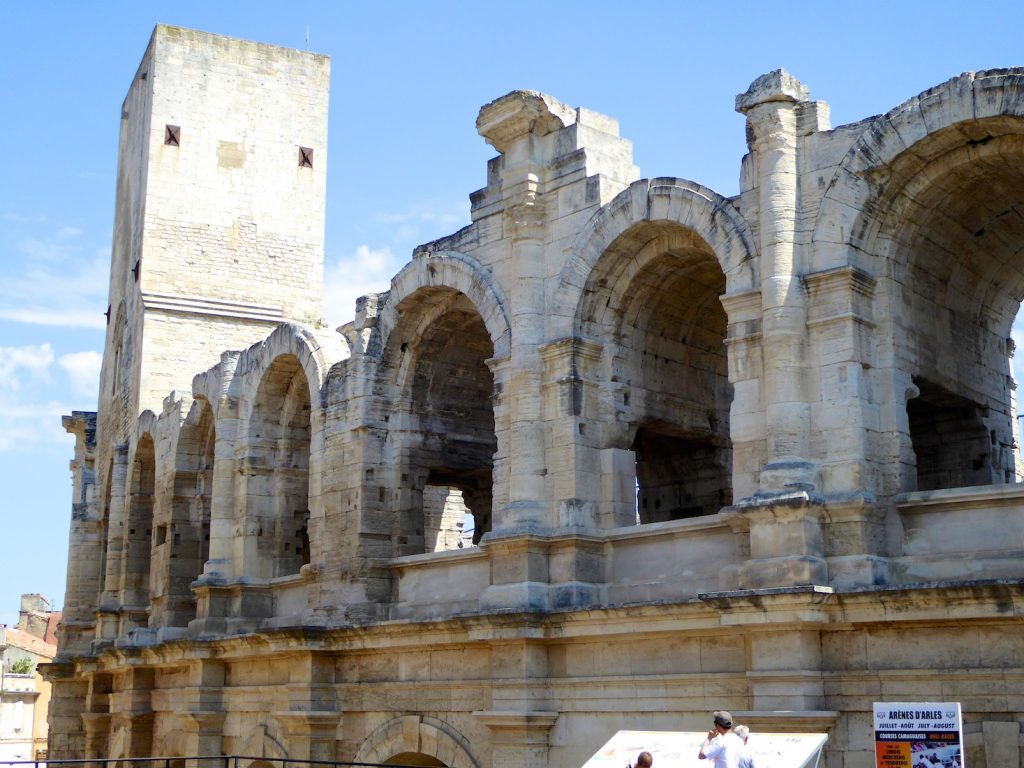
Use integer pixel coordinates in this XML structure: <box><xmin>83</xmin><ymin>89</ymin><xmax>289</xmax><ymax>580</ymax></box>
<box><xmin>48</xmin><ymin>30</ymin><xmax>1024</xmax><ymax>768</ymax></box>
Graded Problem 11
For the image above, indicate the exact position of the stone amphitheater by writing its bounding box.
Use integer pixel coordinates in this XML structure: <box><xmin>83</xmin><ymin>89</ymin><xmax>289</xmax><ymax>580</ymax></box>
<box><xmin>47</xmin><ymin>23</ymin><xmax>1024</xmax><ymax>768</ymax></box>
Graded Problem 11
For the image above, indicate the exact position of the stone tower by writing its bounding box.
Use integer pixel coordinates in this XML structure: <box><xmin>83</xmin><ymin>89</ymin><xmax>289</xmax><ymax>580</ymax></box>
<box><xmin>99</xmin><ymin>24</ymin><xmax>329</xmax><ymax>436</ymax></box>
<box><xmin>59</xmin><ymin>25</ymin><xmax>329</xmax><ymax>658</ymax></box>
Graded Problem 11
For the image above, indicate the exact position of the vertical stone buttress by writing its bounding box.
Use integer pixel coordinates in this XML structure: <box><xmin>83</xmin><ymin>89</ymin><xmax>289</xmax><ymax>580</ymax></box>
<box><xmin>737</xmin><ymin>70</ymin><xmax>816</xmax><ymax>494</ymax></box>
<box><xmin>727</xmin><ymin>71</ymin><xmax>832</xmax><ymax>590</ymax></box>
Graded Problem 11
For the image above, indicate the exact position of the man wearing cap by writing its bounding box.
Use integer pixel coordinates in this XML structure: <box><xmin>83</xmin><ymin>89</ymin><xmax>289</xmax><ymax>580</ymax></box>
<box><xmin>698</xmin><ymin>710</ymin><xmax>743</xmax><ymax>768</ymax></box>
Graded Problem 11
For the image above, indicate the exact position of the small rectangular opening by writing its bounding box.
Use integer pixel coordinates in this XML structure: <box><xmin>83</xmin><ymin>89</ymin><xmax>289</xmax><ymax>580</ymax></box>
<box><xmin>298</xmin><ymin>146</ymin><xmax>313</xmax><ymax>168</ymax></box>
<box><xmin>165</xmin><ymin>125</ymin><xmax>180</xmax><ymax>147</ymax></box>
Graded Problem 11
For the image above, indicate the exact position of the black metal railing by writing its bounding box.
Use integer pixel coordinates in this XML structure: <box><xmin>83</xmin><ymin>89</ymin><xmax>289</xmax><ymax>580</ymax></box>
<box><xmin>0</xmin><ymin>757</ymin><xmax>432</xmax><ymax>768</ymax></box>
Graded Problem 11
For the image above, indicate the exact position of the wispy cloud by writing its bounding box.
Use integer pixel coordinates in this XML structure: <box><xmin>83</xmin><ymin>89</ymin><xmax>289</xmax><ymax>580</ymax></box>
<box><xmin>367</xmin><ymin>199</ymin><xmax>470</xmax><ymax>251</ymax></box>
<box><xmin>0</xmin><ymin>224</ymin><xmax>108</xmax><ymax>329</ymax></box>
<box><xmin>0</xmin><ymin>344</ymin><xmax>75</xmax><ymax>452</ymax></box>
<box><xmin>58</xmin><ymin>350</ymin><xmax>102</xmax><ymax>400</ymax></box>
<box><xmin>322</xmin><ymin>244</ymin><xmax>402</xmax><ymax>329</ymax></box>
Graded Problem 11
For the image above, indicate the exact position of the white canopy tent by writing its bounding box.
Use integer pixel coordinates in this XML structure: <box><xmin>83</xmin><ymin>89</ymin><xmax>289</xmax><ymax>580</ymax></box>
<box><xmin>581</xmin><ymin>729</ymin><xmax>828</xmax><ymax>768</ymax></box>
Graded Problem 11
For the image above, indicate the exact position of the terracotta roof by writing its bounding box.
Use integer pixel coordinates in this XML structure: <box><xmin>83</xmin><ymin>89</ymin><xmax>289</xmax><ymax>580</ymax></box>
<box><xmin>2</xmin><ymin>626</ymin><xmax>56</xmax><ymax>659</ymax></box>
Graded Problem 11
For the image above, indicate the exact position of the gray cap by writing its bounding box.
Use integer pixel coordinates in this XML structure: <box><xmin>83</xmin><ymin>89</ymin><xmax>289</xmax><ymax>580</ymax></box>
<box><xmin>713</xmin><ymin>711</ymin><xmax>733</xmax><ymax>728</ymax></box>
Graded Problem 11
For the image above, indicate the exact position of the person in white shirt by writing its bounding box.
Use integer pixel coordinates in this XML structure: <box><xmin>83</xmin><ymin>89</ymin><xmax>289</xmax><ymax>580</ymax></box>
<box><xmin>699</xmin><ymin>710</ymin><xmax>744</xmax><ymax>768</ymax></box>
<box><xmin>733</xmin><ymin>724</ymin><xmax>758</xmax><ymax>768</ymax></box>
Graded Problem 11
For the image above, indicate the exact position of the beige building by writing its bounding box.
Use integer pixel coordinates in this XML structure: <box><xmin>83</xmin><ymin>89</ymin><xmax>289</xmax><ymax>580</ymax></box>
<box><xmin>2</xmin><ymin>595</ymin><xmax>59</xmax><ymax>762</ymax></box>
<box><xmin>47</xmin><ymin>24</ymin><xmax>1024</xmax><ymax>768</ymax></box>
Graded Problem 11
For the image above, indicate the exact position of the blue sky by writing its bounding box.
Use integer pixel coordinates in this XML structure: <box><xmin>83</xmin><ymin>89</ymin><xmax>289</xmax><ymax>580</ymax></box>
<box><xmin>1</xmin><ymin>0</ymin><xmax>1022</xmax><ymax>626</ymax></box>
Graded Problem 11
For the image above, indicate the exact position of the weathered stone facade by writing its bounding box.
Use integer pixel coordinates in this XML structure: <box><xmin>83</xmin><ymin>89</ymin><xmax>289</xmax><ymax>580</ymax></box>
<box><xmin>47</xmin><ymin>25</ymin><xmax>1024</xmax><ymax>768</ymax></box>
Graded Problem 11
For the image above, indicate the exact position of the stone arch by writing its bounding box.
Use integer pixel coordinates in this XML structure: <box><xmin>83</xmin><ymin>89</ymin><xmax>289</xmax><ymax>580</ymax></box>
<box><xmin>378</xmin><ymin>251</ymin><xmax>512</xmax><ymax>360</ymax></box>
<box><xmin>811</xmin><ymin>69</ymin><xmax>1024</xmax><ymax>494</ymax></box>
<box><xmin>371</xmin><ymin>252</ymin><xmax>508</xmax><ymax>551</ymax></box>
<box><xmin>237</xmin><ymin>323</ymin><xmax>333</xmax><ymax>419</ymax></box>
<box><xmin>152</xmin><ymin>396</ymin><xmax>215</xmax><ymax>627</ymax></box>
<box><xmin>192</xmin><ymin>350</ymin><xmax>244</xmax><ymax>424</ymax></box>
<box><xmin>811</xmin><ymin>68</ymin><xmax>1024</xmax><ymax>274</ymax></box>
<box><xmin>553</xmin><ymin>177</ymin><xmax>757</xmax><ymax>339</ymax></box>
<box><xmin>558</xmin><ymin>179</ymin><xmax>752</xmax><ymax>524</ymax></box>
<box><xmin>355</xmin><ymin>715</ymin><xmax>479</xmax><ymax>768</ymax></box>
<box><xmin>234</xmin><ymin>325</ymin><xmax>333</xmax><ymax>580</ymax></box>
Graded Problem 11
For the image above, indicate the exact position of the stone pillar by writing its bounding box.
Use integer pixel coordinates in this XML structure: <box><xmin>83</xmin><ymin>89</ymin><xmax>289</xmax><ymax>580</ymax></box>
<box><xmin>60</xmin><ymin>413</ymin><xmax>101</xmax><ymax>655</ymax></box>
<box><xmin>804</xmin><ymin>267</ymin><xmax>890</xmax><ymax>586</ymax></box>
<box><xmin>97</xmin><ymin>442</ymin><xmax>130</xmax><ymax>642</ymax></box>
<box><xmin>539</xmin><ymin>338</ymin><xmax>605</xmax><ymax>530</ymax></box>
<box><xmin>180</xmin><ymin>712</ymin><xmax>225</xmax><ymax>758</ymax></box>
<box><xmin>982</xmin><ymin>720</ymin><xmax>1021</xmax><ymax>768</ymax></box>
<box><xmin>203</xmin><ymin>353</ymin><xmax>241</xmax><ymax>584</ymax></box>
<box><xmin>721</xmin><ymin>289</ymin><xmax>766</xmax><ymax>503</ymax></box>
<box><xmin>275</xmin><ymin>712</ymin><xmax>340</xmax><ymax>762</ymax></box>
<box><xmin>81</xmin><ymin>712</ymin><xmax>111</xmax><ymax>760</ymax></box>
<box><xmin>737</xmin><ymin>70</ymin><xmax>816</xmax><ymax>495</ymax></box>
<box><xmin>476</xmin><ymin>92</ymin><xmax>577</xmax><ymax>534</ymax></box>
<box><xmin>748</xmin><ymin>629</ymin><xmax>825</xmax><ymax>711</ymax></box>
<box><xmin>43</xmin><ymin>666</ymin><xmax>89</xmax><ymax>760</ymax></box>
<box><xmin>185</xmin><ymin>659</ymin><xmax>224</xmax><ymax>715</ymax></box>
<box><xmin>473</xmin><ymin>711</ymin><xmax>558</xmax><ymax>768</ymax></box>
<box><xmin>700</xmin><ymin>589</ymin><xmax>834</xmax><ymax>718</ymax></box>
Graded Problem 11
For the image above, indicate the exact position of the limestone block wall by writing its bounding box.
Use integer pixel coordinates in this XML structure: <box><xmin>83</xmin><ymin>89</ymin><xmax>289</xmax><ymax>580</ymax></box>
<box><xmin>48</xmin><ymin>25</ymin><xmax>1024</xmax><ymax>768</ymax></box>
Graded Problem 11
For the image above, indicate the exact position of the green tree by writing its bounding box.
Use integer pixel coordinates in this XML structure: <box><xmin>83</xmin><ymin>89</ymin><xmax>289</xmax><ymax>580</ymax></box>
<box><xmin>9</xmin><ymin>658</ymin><xmax>34</xmax><ymax>674</ymax></box>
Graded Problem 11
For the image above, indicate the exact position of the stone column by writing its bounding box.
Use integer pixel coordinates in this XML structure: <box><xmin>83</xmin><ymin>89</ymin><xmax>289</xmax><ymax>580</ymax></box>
<box><xmin>180</xmin><ymin>712</ymin><xmax>225</xmax><ymax>758</ymax></box>
<box><xmin>804</xmin><ymin>267</ymin><xmax>890</xmax><ymax>587</ymax></box>
<box><xmin>81</xmin><ymin>712</ymin><xmax>111</xmax><ymax>761</ymax></box>
<box><xmin>737</xmin><ymin>70</ymin><xmax>816</xmax><ymax>495</ymax></box>
<box><xmin>274</xmin><ymin>712</ymin><xmax>340</xmax><ymax>762</ymax></box>
<box><xmin>61</xmin><ymin>412</ymin><xmax>102</xmax><ymax>655</ymax></box>
<box><xmin>191</xmin><ymin>354</ymin><xmax>242</xmax><ymax>632</ymax></box>
<box><xmin>503</xmin><ymin>192</ymin><xmax>549</xmax><ymax>532</ymax></box>
<box><xmin>97</xmin><ymin>442</ymin><xmax>130</xmax><ymax>642</ymax></box>
<box><xmin>476</xmin><ymin>92</ymin><xmax>577</xmax><ymax>535</ymax></box>
<box><xmin>721</xmin><ymin>289</ymin><xmax>766</xmax><ymax>503</ymax></box>
<box><xmin>43</xmin><ymin>666</ymin><xmax>88</xmax><ymax>760</ymax></box>
<box><xmin>729</xmin><ymin>72</ymin><xmax>837</xmax><ymax>589</ymax></box>
<box><xmin>198</xmin><ymin>352</ymin><xmax>241</xmax><ymax>580</ymax></box>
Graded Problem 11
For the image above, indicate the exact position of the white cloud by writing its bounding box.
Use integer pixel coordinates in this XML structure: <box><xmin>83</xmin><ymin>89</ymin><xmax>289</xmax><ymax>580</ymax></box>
<box><xmin>322</xmin><ymin>245</ymin><xmax>402</xmax><ymax>330</ymax></box>
<box><xmin>0</xmin><ymin>343</ymin><xmax>55</xmax><ymax>386</ymax></box>
<box><xmin>58</xmin><ymin>350</ymin><xmax>102</xmax><ymax>400</ymax></box>
<box><xmin>0</xmin><ymin>344</ymin><xmax>74</xmax><ymax>453</ymax></box>
<box><xmin>0</xmin><ymin>244</ymin><xmax>108</xmax><ymax>329</ymax></box>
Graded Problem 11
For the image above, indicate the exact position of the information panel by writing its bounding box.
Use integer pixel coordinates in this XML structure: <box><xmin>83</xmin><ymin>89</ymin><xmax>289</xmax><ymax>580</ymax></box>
<box><xmin>874</xmin><ymin>702</ymin><xmax>964</xmax><ymax>768</ymax></box>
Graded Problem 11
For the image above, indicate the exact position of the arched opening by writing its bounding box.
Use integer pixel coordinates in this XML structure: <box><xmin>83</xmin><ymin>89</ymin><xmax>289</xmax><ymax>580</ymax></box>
<box><xmin>153</xmin><ymin>400</ymin><xmax>215</xmax><ymax>626</ymax></box>
<box><xmin>581</xmin><ymin>221</ymin><xmax>732</xmax><ymax>522</ymax></box>
<box><xmin>387</xmin><ymin>287</ymin><xmax>496</xmax><ymax>553</ymax></box>
<box><xmin>882</xmin><ymin>130</ymin><xmax>1024</xmax><ymax>491</ymax></box>
<box><xmin>246</xmin><ymin>354</ymin><xmax>311</xmax><ymax>578</ymax></box>
<box><xmin>123</xmin><ymin>434</ymin><xmax>155</xmax><ymax>620</ymax></box>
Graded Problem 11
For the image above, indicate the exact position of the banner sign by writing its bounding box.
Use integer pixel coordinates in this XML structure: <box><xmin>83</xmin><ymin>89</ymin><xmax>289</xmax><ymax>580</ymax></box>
<box><xmin>874</xmin><ymin>702</ymin><xmax>964</xmax><ymax>768</ymax></box>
